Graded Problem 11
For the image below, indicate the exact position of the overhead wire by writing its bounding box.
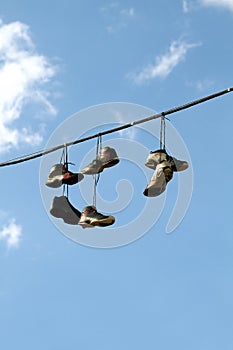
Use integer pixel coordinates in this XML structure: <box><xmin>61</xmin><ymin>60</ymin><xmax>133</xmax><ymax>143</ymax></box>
<box><xmin>0</xmin><ymin>87</ymin><xmax>232</xmax><ymax>168</ymax></box>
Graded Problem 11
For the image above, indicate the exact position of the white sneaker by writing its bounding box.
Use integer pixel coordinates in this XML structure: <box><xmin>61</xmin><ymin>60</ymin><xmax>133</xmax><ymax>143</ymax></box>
<box><xmin>143</xmin><ymin>161</ymin><xmax>173</xmax><ymax>197</ymax></box>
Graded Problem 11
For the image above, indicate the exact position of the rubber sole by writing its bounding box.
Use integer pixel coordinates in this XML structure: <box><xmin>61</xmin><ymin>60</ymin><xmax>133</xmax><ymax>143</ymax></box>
<box><xmin>81</xmin><ymin>158</ymin><xmax>119</xmax><ymax>175</ymax></box>
<box><xmin>50</xmin><ymin>208</ymin><xmax>80</xmax><ymax>225</ymax></box>
<box><xmin>79</xmin><ymin>216</ymin><xmax>115</xmax><ymax>227</ymax></box>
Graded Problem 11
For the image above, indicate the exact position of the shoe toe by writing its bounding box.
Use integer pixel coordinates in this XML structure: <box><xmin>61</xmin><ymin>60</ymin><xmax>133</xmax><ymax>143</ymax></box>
<box><xmin>62</xmin><ymin>172</ymin><xmax>84</xmax><ymax>185</ymax></box>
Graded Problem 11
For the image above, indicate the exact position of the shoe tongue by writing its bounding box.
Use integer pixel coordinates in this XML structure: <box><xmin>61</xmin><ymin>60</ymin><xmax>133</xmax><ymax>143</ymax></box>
<box><xmin>99</xmin><ymin>147</ymin><xmax>111</xmax><ymax>160</ymax></box>
<box><xmin>62</xmin><ymin>164</ymin><xmax>68</xmax><ymax>172</ymax></box>
<box><xmin>99</xmin><ymin>154</ymin><xmax>110</xmax><ymax>163</ymax></box>
<box><xmin>83</xmin><ymin>205</ymin><xmax>96</xmax><ymax>212</ymax></box>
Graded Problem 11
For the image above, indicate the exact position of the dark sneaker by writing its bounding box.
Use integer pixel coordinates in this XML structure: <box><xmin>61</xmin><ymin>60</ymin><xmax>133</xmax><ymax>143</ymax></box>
<box><xmin>81</xmin><ymin>146</ymin><xmax>119</xmax><ymax>175</ymax></box>
<box><xmin>46</xmin><ymin>164</ymin><xmax>84</xmax><ymax>188</ymax></box>
<box><xmin>143</xmin><ymin>161</ymin><xmax>173</xmax><ymax>197</ymax></box>
<box><xmin>78</xmin><ymin>205</ymin><xmax>115</xmax><ymax>227</ymax></box>
<box><xmin>145</xmin><ymin>149</ymin><xmax>188</xmax><ymax>172</ymax></box>
<box><xmin>50</xmin><ymin>195</ymin><xmax>81</xmax><ymax>225</ymax></box>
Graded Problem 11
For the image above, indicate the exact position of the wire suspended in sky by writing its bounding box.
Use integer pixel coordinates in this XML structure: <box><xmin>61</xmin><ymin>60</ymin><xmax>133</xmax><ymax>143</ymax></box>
<box><xmin>0</xmin><ymin>87</ymin><xmax>233</xmax><ymax>168</ymax></box>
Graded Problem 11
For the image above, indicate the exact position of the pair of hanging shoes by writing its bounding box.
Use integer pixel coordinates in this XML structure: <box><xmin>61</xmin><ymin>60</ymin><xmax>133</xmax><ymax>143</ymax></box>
<box><xmin>143</xmin><ymin>149</ymin><xmax>189</xmax><ymax>197</ymax></box>
<box><xmin>145</xmin><ymin>149</ymin><xmax>188</xmax><ymax>172</ymax></box>
<box><xmin>46</xmin><ymin>146</ymin><xmax>118</xmax><ymax>228</ymax></box>
<box><xmin>46</xmin><ymin>163</ymin><xmax>84</xmax><ymax>188</ymax></box>
<box><xmin>79</xmin><ymin>146</ymin><xmax>118</xmax><ymax>227</ymax></box>
<box><xmin>49</xmin><ymin>196</ymin><xmax>115</xmax><ymax>228</ymax></box>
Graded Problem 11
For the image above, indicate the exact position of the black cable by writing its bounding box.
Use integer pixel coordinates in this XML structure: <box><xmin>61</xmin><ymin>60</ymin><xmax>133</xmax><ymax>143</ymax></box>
<box><xmin>0</xmin><ymin>87</ymin><xmax>232</xmax><ymax>168</ymax></box>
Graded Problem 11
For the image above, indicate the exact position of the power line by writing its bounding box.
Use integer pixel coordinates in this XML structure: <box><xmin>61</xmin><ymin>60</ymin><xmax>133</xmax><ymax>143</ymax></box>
<box><xmin>0</xmin><ymin>87</ymin><xmax>232</xmax><ymax>168</ymax></box>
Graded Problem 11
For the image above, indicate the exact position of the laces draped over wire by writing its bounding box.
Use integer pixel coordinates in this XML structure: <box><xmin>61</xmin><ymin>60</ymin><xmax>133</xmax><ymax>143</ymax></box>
<box><xmin>160</xmin><ymin>113</ymin><xmax>166</xmax><ymax>151</ymax></box>
<box><xmin>60</xmin><ymin>144</ymin><xmax>69</xmax><ymax>197</ymax></box>
<box><xmin>93</xmin><ymin>135</ymin><xmax>102</xmax><ymax>207</ymax></box>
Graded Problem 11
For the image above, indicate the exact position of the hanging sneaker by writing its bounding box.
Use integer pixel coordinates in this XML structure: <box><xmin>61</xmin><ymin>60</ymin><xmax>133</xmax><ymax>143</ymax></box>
<box><xmin>50</xmin><ymin>195</ymin><xmax>81</xmax><ymax>225</ymax></box>
<box><xmin>46</xmin><ymin>164</ymin><xmax>84</xmax><ymax>188</ymax></box>
<box><xmin>78</xmin><ymin>205</ymin><xmax>115</xmax><ymax>227</ymax></box>
<box><xmin>143</xmin><ymin>161</ymin><xmax>173</xmax><ymax>197</ymax></box>
<box><xmin>81</xmin><ymin>146</ymin><xmax>119</xmax><ymax>175</ymax></box>
<box><xmin>145</xmin><ymin>149</ymin><xmax>188</xmax><ymax>172</ymax></box>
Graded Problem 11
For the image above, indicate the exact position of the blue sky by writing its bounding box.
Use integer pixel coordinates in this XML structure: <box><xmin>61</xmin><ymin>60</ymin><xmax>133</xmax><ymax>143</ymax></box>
<box><xmin>0</xmin><ymin>0</ymin><xmax>233</xmax><ymax>349</ymax></box>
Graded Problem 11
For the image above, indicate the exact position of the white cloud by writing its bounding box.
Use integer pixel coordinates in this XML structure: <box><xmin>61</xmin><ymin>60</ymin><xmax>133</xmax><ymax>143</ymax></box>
<box><xmin>200</xmin><ymin>0</ymin><xmax>233</xmax><ymax>11</ymax></box>
<box><xmin>0</xmin><ymin>218</ymin><xmax>22</xmax><ymax>248</ymax></box>
<box><xmin>114</xmin><ymin>111</ymin><xmax>136</xmax><ymax>139</ymax></box>
<box><xmin>129</xmin><ymin>40</ymin><xmax>201</xmax><ymax>84</ymax></box>
<box><xmin>0</xmin><ymin>20</ymin><xmax>57</xmax><ymax>153</ymax></box>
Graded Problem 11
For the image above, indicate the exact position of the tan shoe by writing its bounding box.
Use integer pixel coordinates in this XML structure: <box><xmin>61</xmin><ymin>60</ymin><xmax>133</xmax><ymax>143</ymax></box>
<box><xmin>143</xmin><ymin>161</ymin><xmax>173</xmax><ymax>197</ymax></box>
<box><xmin>81</xmin><ymin>146</ymin><xmax>119</xmax><ymax>175</ymax></box>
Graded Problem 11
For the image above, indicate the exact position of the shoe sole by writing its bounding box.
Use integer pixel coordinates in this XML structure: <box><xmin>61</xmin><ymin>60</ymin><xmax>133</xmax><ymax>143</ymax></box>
<box><xmin>78</xmin><ymin>222</ymin><xmax>95</xmax><ymax>229</ymax></box>
<box><xmin>81</xmin><ymin>158</ymin><xmax>119</xmax><ymax>175</ymax></box>
<box><xmin>143</xmin><ymin>186</ymin><xmax>166</xmax><ymax>197</ymax></box>
<box><xmin>79</xmin><ymin>216</ymin><xmax>115</xmax><ymax>227</ymax></box>
<box><xmin>99</xmin><ymin>158</ymin><xmax>119</xmax><ymax>172</ymax></box>
<box><xmin>50</xmin><ymin>207</ymin><xmax>80</xmax><ymax>225</ymax></box>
